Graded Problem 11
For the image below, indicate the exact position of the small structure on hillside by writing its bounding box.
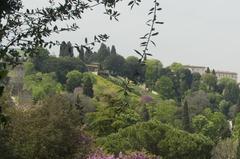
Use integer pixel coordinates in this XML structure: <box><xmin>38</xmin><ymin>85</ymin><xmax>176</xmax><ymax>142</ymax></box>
<box><xmin>86</xmin><ymin>63</ymin><xmax>109</xmax><ymax>76</ymax></box>
<box><xmin>86</xmin><ymin>63</ymin><xmax>100</xmax><ymax>75</ymax></box>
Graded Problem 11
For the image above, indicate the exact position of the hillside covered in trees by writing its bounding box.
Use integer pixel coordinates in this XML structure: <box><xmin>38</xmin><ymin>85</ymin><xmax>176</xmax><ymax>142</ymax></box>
<box><xmin>1</xmin><ymin>43</ymin><xmax>240</xmax><ymax>159</ymax></box>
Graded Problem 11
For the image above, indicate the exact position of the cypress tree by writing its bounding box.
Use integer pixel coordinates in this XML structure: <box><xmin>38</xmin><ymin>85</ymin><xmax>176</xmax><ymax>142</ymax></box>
<box><xmin>212</xmin><ymin>69</ymin><xmax>216</xmax><ymax>75</ymax></box>
<box><xmin>83</xmin><ymin>77</ymin><xmax>94</xmax><ymax>98</ymax></box>
<box><xmin>77</xmin><ymin>46</ymin><xmax>85</xmax><ymax>61</ymax></box>
<box><xmin>97</xmin><ymin>43</ymin><xmax>110</xmax><ymax>62</ymax></box>
<box><xmin>59</xmin><ymin>41</ymin><xmax>74</xmax><ymax>57</ymax></box>
<box><xmin>110</xmin><ymin>45</ymin><xmax>117</xmax><ymax>55</ymax></box>
<box><xmin>205</xmin><ymin>67</ymin><xmax>211</xmax><ymax>73</ymax></box>
<box><xmin>66</xmin><ymin>41</ymin><xmax>74</xmax><ymax>57</ymax></box>
<box><xmin>140</xmin><ymin>105</ymin><xmax>150</xmax><ymax>121</ymax></box>
<box><xmin>84</xmin><ymin>49</ymin><xmax>93</xmax><ymax>63</ymax></box>
<box><xmin>59</xmin><ymin>41</ymin><xmax>67</xmax><ymax>57</ymax></box>
<box><xmin>75</xmin><ymin>95</ymin><xmax>84</xmax><ymax>124</ymax></box>
<box><xmin>182</xmin><ymin>100</ymin><xmax>191</xmax><ymax>132</ymax></box>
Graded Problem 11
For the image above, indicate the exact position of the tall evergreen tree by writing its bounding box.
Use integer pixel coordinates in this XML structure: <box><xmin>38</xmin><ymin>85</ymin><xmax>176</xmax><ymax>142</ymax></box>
<box><xmin>84</xmin><ymin>49</ymin><xmax>93</xmax><ymax>63</ymax></box>
<box><xmin>140</xmin><ymin>105</ymin><xmax>150</xmax><ymax>121</ymax></box>
<box><xmin>59</xmin><ymin>41</ymin><xmax>74</xmax><ymax>57</ymax></box>
<box><xmin>182</xmin><ymin>100</ymin><xmax>191</xmax><ymax>132</ymax></box>
<box><xmin>59</xmin><ymin>41</ymin><xmax>67</xmax><ymax>57</ymax></box>
<box><xmin>75</xmin><ymin>95</ymin><xmax>84</xmax><ymax>124</ymax></box>
<box><xmin>77</xmin><ymin>46</ymin><xmax>85</xmax><ymax>61</ymax></box>
<box><xmin>212</xmin><ymin>69</ymin><xmax>216</xmax><ymax>75</ymax></box>
<box><xmin>205</xmin><ymin>67</ymin><xmax>211</xmax><ymax>73</ymax></box>
<box><xmin>110</xmin><ymin>45</ymin><xmax>117</xmax><ymax>55</ymax></box>
<box><xmin>66</xmin><ymin>41</ymin><xmax>74</xmax><ymax>57</ymax></box>
<box><xmin>83</xmin><ymin>77</ymin><xmax>94</xmax><ymax>98</ymax></box>
<box><xmin>97</xmin><ymin>43</ymin><xmax>110</xmax><ymax>63</ymax></box>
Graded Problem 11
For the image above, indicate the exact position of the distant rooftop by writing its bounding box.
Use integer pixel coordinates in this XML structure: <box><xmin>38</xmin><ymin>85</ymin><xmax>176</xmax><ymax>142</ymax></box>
<box><xmin>215</xmin><ymin>71</ymin><xmax>237</xmax><ymax>75</ymax></box>
<box><xmin>184</xmin><ymin>65</ymin><xmax>207</xmax><ymax>69</ymax></box>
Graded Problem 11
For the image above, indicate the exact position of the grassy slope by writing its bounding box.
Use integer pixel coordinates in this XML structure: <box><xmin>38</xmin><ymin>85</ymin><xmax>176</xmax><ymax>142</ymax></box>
<box><xmin>93</xmin><ymin>75</ymin><xmax>122</xmax><ymax>96</ymax></box>
<box><xmin>92</xmin><ymin>74</ymin><xmax>164</xmax><ymax>108</ymax></box>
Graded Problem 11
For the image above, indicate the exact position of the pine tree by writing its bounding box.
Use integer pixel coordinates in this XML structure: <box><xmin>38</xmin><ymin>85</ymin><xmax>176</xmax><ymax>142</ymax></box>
<box><xmin>182</xmin><ymin>100</ymin><xmax>191</xmax><ymax>132</ymax></box>
<box><xmin>110</xmin><ymin>45</ymin><xmax>117</xmax><ymax>55</ymax></box>
<box><xmin>83</xmin><ymin>77</ymin><xmax>94</xmax><ymax>98</ymax></box>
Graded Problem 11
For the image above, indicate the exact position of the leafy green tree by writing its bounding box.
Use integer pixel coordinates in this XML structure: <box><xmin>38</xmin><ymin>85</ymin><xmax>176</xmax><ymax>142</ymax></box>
<box><xmin>124</xmin><ymin>56</ymin><xmax>145</xmax><ymax>83</ymax></box>
<box><xmin>54</xmin><ymin>57</ymin><xmax>86</xmax><ymax>84</ymax></box>
<box><xmin>201</xmin><ymin>73</ymin><xmax>217</xmax><ymax>91</ymax></box>
<box><xmin>176</xmin><ymin>68</ymin><xmax>193</xmax><ymax>97</ymax></box>
<box><xmin>233</xmin><ymin>113</ymin><xmax>240</xmax><ymax>138</ymax></box>
<box><xmin>170</xmin><ymin>62</ymin><xmax>183</xmax><ymax>73</ymax></box>
<box><xmin>208</xmin><ymin>92</ymin><xmax>223</xmax><ymax>111</ymax></box>
<box><xmin>98</xmin><ymin>120</ymin><xmax>213</xmax><ymax>159</ymax></box>
<box><xmin>31</xmin><ymin>47</ymin><xmax>50</xmax><ymax>71</ymax></box>
<box><xmin>192</xmin><ymin>109</ymin><xmax>229</xmax><ymax>142</ymax></box>
<box><xmin>219</xmin><ymin>100</ymin><xmax>231</xmax><ymax>117</ymax></box>
<box><xmin>147</xmin><ymin>100</ymin><xmax>177</xmax><ymax>124</ymax></box>
<box><xmin>23</xmin><ymin>62</ymin><xmax>35</xmax><ymax>76</ymax></box>
<box><xmin>7</xmin><ymin>94</ymin><xmax>91</xmax><ymax>159</ymax></box>
<box><xmin>185</xmin><ymin>90</ymin><xmax>210</xmax><ymax>116</ymax></box>
<box><xmin>145</xmin><ymin>59</ymin><xmax>163</xmax><ymax>88</ymax></box>
<box><xmin>191</xmin><ymin>72</ymin><xmax>201</xmax><ymax>91</ymax></box>
<box><xmin>24</xmin><ymin>72</ymin><xmax>62</xmax><ymax>102</ymax></box>
<box><xmin>223</xmin><ymin>82</ymin><xmax>240</xmax><ymax>104</ymax></box>
<box><xmin>103</xmin><ymin>54</ymin><xmax>125</xmax><ymax>75</ymax></box>
<box><xmin>155</xmin><ymin>76</ymin><xmax>175</xmax><ymax>100</ymax></box>
<box><xmin>86</xmin><ymin>93</ymin><xmax>141</xmax><ymax>137</ymax></box>
<box><xmin>66</xmin><ymin>70</ymin><xmax>83</xmax><ymax>92</ymax></box>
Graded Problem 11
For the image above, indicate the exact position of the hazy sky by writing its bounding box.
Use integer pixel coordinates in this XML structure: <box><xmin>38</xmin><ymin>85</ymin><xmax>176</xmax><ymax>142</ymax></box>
<box><xmin>23</xmin><ymin>0</ymin><xmax>240</xmax><ymax>76</ymax></box>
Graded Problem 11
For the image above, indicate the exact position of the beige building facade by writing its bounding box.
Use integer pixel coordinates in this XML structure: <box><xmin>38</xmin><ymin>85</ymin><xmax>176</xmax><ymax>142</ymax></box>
<box><xmin>184</xmin><ymin>65</ymin><xmax>238</xmax><ymax>81</ymax></box>
<box><xmin>215</xmin><ymin>71</ymin><xmax>238</xmax><ymax>81</ymax></box>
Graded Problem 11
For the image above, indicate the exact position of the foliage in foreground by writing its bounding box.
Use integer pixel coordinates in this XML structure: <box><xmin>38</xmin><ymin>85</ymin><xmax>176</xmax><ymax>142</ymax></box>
<box><xmin>5</xmin><ymin>94</ymin><xmax>91</xmax><ymax>159</ymax></box>
<box><xmin>98</xmin><ymin>120</ymin><xmax>214</xmax><ymax>159</ymax></box>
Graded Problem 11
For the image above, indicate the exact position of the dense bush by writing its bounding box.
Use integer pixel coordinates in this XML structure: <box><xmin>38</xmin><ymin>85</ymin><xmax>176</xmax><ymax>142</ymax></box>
<box><xmin>98</xmin><ymin>120</ymin><xmax>214</xmax><ymax>159</ymax></box>
<box><xmin>6</xmin><ymin>94</ymin><xmax>91</xmax><ymax>159</ymax></box>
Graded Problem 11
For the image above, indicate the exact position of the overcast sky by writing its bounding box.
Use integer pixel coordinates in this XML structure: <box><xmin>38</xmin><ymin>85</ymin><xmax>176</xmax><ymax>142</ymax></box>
<box><xmin>23</xmin><ymin>0</ymin><xmax>240</xmax><ymax>77</ymax></box>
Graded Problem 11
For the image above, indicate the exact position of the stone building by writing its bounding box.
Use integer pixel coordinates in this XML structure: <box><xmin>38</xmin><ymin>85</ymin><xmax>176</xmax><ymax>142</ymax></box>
<box><xmin>215</xmin><ymin>71</ymin><xmax>238</xmax><ymax>81</ymax></box>
<box><xmin>184</xmin><ymin>65</ymin><xmax>238</xmax><ymax>81</ymax></box>
<box><xmin>184</xmin><ymin>65</ymin><xmax>207</xmax><ymax>75</ymax></box>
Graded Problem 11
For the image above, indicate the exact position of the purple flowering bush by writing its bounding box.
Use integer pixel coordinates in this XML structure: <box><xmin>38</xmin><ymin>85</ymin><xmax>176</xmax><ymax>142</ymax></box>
<box><xmin>140</xmin><ymin>95</ymin><xmax>153</xmax><ymax>104</ymax></box>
